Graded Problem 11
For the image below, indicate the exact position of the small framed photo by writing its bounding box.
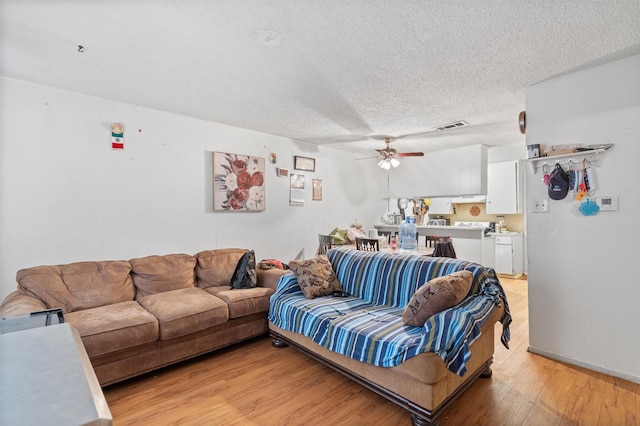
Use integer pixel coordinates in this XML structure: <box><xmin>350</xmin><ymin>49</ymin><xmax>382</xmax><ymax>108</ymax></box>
<box><xmin>294</xmin><ymin>155</ymin><xmax>315</xmax><ymax>172</ymax></box>
<box><xmin>277</xmin><ymin>167</ymin><xmax>289</xmax><ymax>177</ymax></box>
<box><xmin>312</xmin><ymin>179</ymin><xmax>322</xmax><ymax>201</ymax></box>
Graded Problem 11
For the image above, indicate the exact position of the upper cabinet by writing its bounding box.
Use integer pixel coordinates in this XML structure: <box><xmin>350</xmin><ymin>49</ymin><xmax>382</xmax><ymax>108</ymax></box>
<box><xmin>388</xmin><ymin>145</ymin><xmax>488</xmax><ymax>198</ymax></box>
<box><xmin>428</xmin><ymin>198</ymin><xmax>453</xmax><ymax>214</ymax></box>
<box><xmin>486</xmin><ymin>160</ymin><xmax>524</xmax><ymax>214</ymax></box>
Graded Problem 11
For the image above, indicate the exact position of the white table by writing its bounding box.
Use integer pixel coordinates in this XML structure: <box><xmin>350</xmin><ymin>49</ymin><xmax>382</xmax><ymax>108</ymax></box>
<box><xmin>0</xmin><ymin>323</ymin><xmax>112</xmax><ymax>425</ymax></box>
<box><xmin>374</xmin><ymin>224</ymin><xmax>486</xmax><ymax>239</ymax></box>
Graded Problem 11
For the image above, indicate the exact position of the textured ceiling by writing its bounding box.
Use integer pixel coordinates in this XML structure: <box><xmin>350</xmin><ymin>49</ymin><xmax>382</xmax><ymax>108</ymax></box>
<box><xmin>1</xmin><ymin>1</ymin><xmax>639</xmax><ymax>155</ymax></box>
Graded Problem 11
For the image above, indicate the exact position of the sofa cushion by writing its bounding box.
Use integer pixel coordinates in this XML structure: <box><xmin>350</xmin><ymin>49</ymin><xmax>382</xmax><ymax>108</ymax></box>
<box><xmin>288</xmin><ymin>254</ymin><xmax>342</xmax><ymax>299</ymax></box>
<box><xmin>130</xmin><ymin>254</ymin><xmax>196</xmax><ymax>298</ymax></box>
<box><xmin>16</xmin><ymin>261</ymin><xmax>134</xmax><ymax>313</ymax></box>
<box><xmin>64</xmin><ymin>301</ymin><xmax>159</xmax><ymax>357</ymax></box>
<box><xmin>402</xmin><ymin>270</ymin><xmax>473</xmax><ymax>327</ymax></box>
<box><xmin>195</xmin><ymin>248</ymin><xmax>247</xmax><ymax>289</ymax></box>
<box><xmin>137</xmin><ymin>287</ymin><xmax>228</xmax><ymax>340</ymax></box>
<box><xmin>206</xmin><ymin>287</ymin><xmax>274</xmax><ymax>319</ymax></box>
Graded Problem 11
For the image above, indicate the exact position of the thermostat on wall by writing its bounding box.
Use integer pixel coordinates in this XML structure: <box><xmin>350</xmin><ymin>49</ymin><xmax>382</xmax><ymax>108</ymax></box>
<box><xmin>595</xmin><ymin>196</ymin><xmax>618</xmax><ymax>211</ymax></box>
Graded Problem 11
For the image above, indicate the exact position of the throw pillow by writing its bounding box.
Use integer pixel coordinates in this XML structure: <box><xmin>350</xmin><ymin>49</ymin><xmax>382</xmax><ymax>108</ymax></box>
<box><xmin>288</xmin><ymin>254</ymin><xmax>342</xmax><ymax>299</ymax></box>
<box><xmin>402</xmin><ymin>270</ymin><xmax>473</xmax><ymax>327</ymax></box>
<box><xmin>230</xmin><ymin>250</ymin><xmax>257</xmax><ymax>289</ymax></box>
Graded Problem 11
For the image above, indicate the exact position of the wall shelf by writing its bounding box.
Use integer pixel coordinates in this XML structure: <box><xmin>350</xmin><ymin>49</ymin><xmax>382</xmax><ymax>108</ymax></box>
<box><xmin>527</xmin><ymin>149</ymin><xmax>605</xmax><ymax>174</ymax></box>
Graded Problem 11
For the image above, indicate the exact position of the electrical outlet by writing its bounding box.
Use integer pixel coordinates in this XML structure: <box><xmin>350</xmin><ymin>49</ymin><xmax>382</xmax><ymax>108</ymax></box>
<box><xmin>531</xmin><ymin>198</ymin><xmax>549</xmax><ymax>213</ymax></box>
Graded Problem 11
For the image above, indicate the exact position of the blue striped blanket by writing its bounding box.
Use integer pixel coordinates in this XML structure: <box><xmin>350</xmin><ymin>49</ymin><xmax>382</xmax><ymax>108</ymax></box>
<box><xmin>269</xmin><ymin>248</ymin><xmax>511</xmax><ymax>376</ymax></box>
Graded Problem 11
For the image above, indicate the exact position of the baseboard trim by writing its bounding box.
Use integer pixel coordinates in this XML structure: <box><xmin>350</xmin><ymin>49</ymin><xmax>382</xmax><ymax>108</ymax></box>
<box><xmin>527</xmin><ymin>346</ymin><xmax>640</xmax><ymax>384</ymax></box>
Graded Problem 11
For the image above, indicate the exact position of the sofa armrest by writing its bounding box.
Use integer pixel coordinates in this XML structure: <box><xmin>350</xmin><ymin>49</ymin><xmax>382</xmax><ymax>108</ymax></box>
<box><xmin>256</xmin><ymin>269</ymin><xmax>291</xmax><ymax>291</ymax></box>
<box><xmin>0</xmin><ymin>291</ymin><xmax>48</xmax><ymax>318</ymax></box>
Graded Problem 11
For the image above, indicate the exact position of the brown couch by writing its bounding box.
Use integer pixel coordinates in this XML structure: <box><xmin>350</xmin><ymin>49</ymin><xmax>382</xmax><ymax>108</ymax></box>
<box><xmin>0</xmin><ymin>248</ymin><xmax>288</xmax><ymax>386</ymax></box>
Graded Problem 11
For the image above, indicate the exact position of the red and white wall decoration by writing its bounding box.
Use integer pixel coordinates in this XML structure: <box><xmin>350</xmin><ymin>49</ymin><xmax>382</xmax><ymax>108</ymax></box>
<box><xmin>111</xmin><ymin>123</ymin><xmax>124</xmax><ymax>150</ymax></box>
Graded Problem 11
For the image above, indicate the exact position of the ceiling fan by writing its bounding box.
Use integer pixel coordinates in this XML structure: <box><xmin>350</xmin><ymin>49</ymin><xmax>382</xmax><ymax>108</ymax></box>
<box><xmin>372</xmin><ymin>137</ymin><xmax>424</xmax><ymax>169</ymax></box>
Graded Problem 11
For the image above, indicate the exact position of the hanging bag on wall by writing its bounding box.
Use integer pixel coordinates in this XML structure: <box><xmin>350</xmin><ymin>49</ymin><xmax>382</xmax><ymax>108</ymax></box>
<box><xmin>548</xmin><ymin>163</ymin><xmax>570</xmax><ymax>200</ymax></box>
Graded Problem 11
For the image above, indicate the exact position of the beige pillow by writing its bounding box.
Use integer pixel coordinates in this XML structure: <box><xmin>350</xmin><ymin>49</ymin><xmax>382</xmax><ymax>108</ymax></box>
<box><xmin>288</xmin><ymin>255</ymin><xmax>342</xmax><ymax>299</ymax></box>
<box><xmin>16</xmin><ymin>261</ymin><xmax>134</xmax><ymax>313</ymax></box>
<box><xmin>129</xmin><ymin>254</ymin><xmax>196</xmax><ymax>298</ymax></box>
<box><xmin>402</xmin><ymin>270</ymin><xmax>473</xmax><ymax>326</ymax></box>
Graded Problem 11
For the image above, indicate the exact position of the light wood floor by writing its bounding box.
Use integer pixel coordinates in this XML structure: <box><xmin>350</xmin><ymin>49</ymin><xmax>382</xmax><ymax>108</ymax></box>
<box><xmin>103</xmin><ymin>278</ymin><xmax>639</xmax><ymax>425</ymax></box>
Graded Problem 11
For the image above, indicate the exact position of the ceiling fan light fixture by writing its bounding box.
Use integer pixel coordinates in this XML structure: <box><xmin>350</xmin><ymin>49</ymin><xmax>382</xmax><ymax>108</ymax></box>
<box><xmin>377</xmin><ymin>157</ymin><xmax>399</xmax><ymax>169</ymax></box>
<box><xmin>378</xmin><ymin>159</ymin><xmax>391</xmax><ymax>170</ymax></box>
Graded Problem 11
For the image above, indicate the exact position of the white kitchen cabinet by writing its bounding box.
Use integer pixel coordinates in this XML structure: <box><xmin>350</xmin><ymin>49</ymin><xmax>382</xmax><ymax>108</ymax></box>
<box><xmin>428</xmin><ymin>198</ymin><xmax>453</xmax><ymax>214</ymax></box>
<box><xmin>494</xmin><ymin>233</ymin><xmax>524</xmax><ymax>277</ymax></box>
<box><xmin>388</xmin><ymin>144</ymin><xmax>487</xmax><ymax>198</ymax></box>
<box><xmin>450</xmin><ymin>234</ymin><xmax>495</xmax><ymax>266</ymax></box>
<box><xmin>486</xmin><ymin>160</ymin><xmax>524</xmax><ymax>214</ymax></box>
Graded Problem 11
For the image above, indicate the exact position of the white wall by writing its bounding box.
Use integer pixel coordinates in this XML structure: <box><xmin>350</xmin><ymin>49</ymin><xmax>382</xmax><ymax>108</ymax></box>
<box><xmin>488</xmin><ymin>144</ymin><xmax>526</xmax><ymax>163</ymax></box>
<box><xmin>0</xmin><ymin>77</ymin><xmax>387</xmax><ymax>300</ymax></box>
<box><xmin>526</xmin><ymin>54</ymin><xmax>640</xmax><ymax>382</ymax></box>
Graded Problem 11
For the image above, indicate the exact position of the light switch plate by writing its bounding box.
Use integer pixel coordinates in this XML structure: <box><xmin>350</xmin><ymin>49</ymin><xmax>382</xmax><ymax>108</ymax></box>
<box><xmin>595</xmin><ymin>196</ymin><xmax>618</xmax><ymax>211</ymax></box>
<box><xmin>531</xmin><ymin>199</ymin><xmax>549</xmax><ymax>213</ymax></box>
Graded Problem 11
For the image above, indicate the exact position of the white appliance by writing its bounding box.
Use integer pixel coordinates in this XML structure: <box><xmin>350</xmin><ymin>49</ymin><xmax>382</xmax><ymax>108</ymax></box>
<box><xmin>451</xmin><ymin>221</ymin><xmax>494</xmax><ymax>265</ymax></box>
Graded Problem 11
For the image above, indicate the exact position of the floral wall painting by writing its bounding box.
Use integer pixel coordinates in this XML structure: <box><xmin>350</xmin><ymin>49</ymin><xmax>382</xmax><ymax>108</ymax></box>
<box><xmin>312</xmin><ymin>179</ymin><xmax>322</xmax><ymax>201</ymax></box>
<box><xmin>290</xmin><ymin>174</ymin><xmax>305</xmax><ymax>206</ymax></box>
<box><xmin>213</xmin><ymin>152</ymin><xmax>265</xmax><ymax>211</ymax></box>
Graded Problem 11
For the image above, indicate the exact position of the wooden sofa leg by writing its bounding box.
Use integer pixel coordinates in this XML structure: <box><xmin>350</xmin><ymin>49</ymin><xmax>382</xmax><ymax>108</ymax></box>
<box><xmin>411</xmin><ymin>413</ymin><xmax>438</xmax><ymax>426</ymax></box>
<box><xmin>480</xmin><ymin>365</ymin><xmax>493</xmax><ymax>378</ymax></box>
<box><xmin>271</xmin><ymin>338</ymin><xmax>288</xmax><ymax>348</ymax></box>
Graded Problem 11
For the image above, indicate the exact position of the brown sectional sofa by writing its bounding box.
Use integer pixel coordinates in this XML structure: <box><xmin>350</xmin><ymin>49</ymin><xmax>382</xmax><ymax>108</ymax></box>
<box><xmin>0</xmin><ymin>248</ymin><xmax>288</xmax><ymax>386</ymax></box>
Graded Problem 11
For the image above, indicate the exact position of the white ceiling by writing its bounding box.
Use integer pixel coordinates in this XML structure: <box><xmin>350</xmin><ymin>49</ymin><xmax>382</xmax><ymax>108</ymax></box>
<box><xmin>1</xmin><ymin>1</ymin><xmax>639</xmax><ymax>156</ymax></box>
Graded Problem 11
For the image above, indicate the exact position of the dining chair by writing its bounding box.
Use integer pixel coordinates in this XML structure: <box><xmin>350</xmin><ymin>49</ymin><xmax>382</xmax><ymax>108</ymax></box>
<box><xmin>425</xmin><ymin>236</ymin><xmax>439</xmax><ymax>247</ymax></box>
<box><xmin>355</xmin><ymin>237</ymin><xmax>379</xmax><ymax>251</ymax></box>
<box><xmin>318</xmin><ymin>234</ymin><xmax>332</xmax><ymax>255</ymax></box>
<box><xmin>378</xmin><ymin>231</ymin><xmax>392</xmax><ymax>243</ymax></box>
<box><xmin>431</xmin><ymin>237</ymin><xmax>457</xmax><ymax>258</ymax></box>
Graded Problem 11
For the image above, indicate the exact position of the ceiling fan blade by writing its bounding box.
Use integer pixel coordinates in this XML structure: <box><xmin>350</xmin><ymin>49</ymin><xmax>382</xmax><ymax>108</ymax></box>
<box><xmin>356</xmin><ymin>155</ymin><xmax>380</xmax><ymax>160</ymax></box>
<box><xmin>397</xmin><ymin>152</ymin><xmax>424</xmax><ymax>157</ymax></box>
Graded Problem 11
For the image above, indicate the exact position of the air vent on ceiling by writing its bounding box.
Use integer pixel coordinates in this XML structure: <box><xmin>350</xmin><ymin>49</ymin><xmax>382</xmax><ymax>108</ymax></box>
<box><xmin>435</xmin><ymin>120</ymin><xmax>469</xmax><ymax>131</ymax></box>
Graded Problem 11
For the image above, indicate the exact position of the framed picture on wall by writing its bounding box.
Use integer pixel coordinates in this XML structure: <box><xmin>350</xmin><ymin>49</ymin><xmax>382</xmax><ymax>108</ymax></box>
<box><xmin>290</xmin><ymin>174</ymin><xmax>305</xmax><ymax>206</ymax></box>
<box><xmin>312</xmin><ymin>179</ymin><xmax>322</xmax><ymax>201</ymax></box>
<box><xmin>294</xmin><ymin>155</ymin><xmax>315</xmax><ymax>172</ymax></box>
<box><xmin>212</xmin><ymin>152</ymin><xmax>265</xmax><ymax>211</ymax></box>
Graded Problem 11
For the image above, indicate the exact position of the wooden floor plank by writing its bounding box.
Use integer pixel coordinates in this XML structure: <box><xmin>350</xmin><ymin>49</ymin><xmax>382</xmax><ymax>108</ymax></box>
<box><xmin>103</xmin><ymin>277</ymin><xmax>640</xmax><ymax>426</ymax></box>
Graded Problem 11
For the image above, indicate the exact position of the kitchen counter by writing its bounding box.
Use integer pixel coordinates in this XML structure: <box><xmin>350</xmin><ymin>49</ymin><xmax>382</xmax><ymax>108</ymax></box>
<box><xmin>374</xmin><ymin>224</ymin><xmax>487</xmax><ymax>240</ymax></box>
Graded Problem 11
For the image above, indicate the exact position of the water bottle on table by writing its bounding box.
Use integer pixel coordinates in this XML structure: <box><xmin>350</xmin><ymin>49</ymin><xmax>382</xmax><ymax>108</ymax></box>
<box><xmin>399</xmin><ymin>217</ymin><xmax>418</xmax><ymax>251</ymax></box>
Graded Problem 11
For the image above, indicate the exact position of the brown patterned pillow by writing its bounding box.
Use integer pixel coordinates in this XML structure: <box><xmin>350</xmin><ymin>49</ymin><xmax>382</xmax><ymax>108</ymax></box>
<box><xmin>402</xmin><ymin>270</ymin><xmax>473</xmax><ymax>326</ymax></box>
<box><xmin>288</xmin><ymin>255</ymin><xmax>342</xmax><ymax>299</ymax></box>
